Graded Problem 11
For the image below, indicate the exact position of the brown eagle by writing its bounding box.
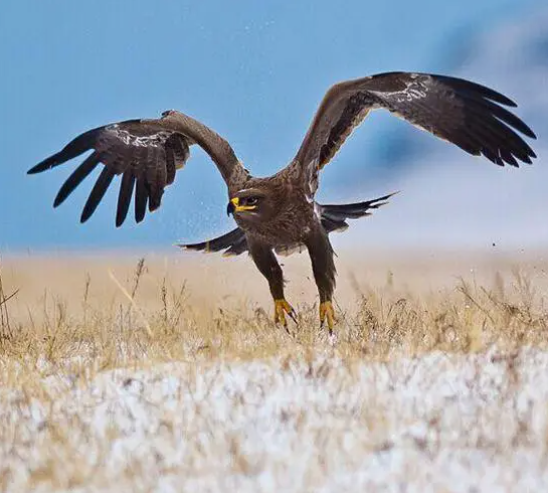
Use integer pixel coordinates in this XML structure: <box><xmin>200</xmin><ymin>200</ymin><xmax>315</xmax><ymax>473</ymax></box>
<box><xmin>29</xmin><ymin>72</ymin><xmax>537</xmax><ymax>332</ymax></box>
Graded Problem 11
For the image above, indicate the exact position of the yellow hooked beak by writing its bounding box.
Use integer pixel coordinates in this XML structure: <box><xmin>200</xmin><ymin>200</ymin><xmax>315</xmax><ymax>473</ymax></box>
<box><xmin>229</xmin><ymin>197</ymin><xmax>257</xmax><ymax>213</ymax></box>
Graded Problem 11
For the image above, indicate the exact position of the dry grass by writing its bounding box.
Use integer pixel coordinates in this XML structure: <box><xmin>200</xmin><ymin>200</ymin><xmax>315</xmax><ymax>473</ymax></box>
<box><xmin>0</xmin><ymin>250</ymin><xmax>548</xmax><ymax>492</ymax></box>
<box><xmin>1</xmin><ymin>251</ymin><xmax>547</xmax><ymax>363</ymax></box>
<box><xmin>0</xmin><ymin>257</ymin><xmax>18</xmax><ymax>344</ymax></box>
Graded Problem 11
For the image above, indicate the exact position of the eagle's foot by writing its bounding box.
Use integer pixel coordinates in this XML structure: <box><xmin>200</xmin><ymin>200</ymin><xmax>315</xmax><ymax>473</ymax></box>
<box><xmin>319</xmin><ymin>301</ymin><xmax>337</xmax><ymax>334</ymax></box>
<box><xmin>274</xmin><ymin>299</ymin><xmax>297</xmax><ymax>331</ymax></box>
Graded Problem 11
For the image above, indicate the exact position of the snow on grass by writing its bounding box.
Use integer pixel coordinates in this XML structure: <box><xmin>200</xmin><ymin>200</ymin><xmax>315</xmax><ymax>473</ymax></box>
<box><xmin>2</xmin><ymin>347</ymin><xmax>548</xmax><ymax>492</ymax></box>
<box><xmin>1</xmin><ymin>252</ymin><xmax>547</xmax><ymax>492</ymax></box>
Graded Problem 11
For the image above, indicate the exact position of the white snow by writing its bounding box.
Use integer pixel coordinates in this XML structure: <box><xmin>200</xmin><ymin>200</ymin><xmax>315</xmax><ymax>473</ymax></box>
<box><xmin>2</xmin><ymin>347</ymin><xmax>548</xmax><ymax>492</ymax></box>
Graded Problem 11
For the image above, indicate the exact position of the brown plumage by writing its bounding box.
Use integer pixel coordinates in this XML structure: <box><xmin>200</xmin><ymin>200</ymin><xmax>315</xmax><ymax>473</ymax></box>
<box><xmin>29</xmin><ymin>72</ymin><xmax>537</xmax><ymax>332</ymax></box>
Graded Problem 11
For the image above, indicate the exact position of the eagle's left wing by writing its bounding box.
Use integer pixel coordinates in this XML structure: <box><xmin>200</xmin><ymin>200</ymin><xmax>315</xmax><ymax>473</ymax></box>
<box><xmin>294</xmin><ymin>72</ymin><xmax>537</xmax><ymax>184</ymax></box>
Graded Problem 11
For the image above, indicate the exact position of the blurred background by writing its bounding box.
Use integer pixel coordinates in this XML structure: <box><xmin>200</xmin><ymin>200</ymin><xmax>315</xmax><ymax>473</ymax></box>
<box><xmin>0</xmin><ymin>0</ymin><xmax>546</xmax><ymax>252</ymax></box>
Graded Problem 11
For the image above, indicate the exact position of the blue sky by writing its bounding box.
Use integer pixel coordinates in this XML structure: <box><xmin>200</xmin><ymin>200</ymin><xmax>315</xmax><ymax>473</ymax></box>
<box><xmin>0</xmin><ymin>0</ymin><xmax>541</xmax><ymax>250</ymax></box>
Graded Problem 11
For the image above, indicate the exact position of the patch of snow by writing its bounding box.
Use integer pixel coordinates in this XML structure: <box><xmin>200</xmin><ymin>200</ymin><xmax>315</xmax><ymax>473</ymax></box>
<box><xmin>2</xmin><ymin>347</ymin><xmax>548</xmax><ymax>492</ymax></box>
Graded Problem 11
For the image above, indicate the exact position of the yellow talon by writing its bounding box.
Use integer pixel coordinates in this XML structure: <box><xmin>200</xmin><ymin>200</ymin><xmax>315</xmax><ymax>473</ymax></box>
<box><xmin>274</xmin><ymin>299</ymin><xmax>296</xmax><ymax>327</ymax></box>
<box><xmin>319</xmin><ymin>301</ymin><xmax>337</xmax><ymax>332</ymax></box>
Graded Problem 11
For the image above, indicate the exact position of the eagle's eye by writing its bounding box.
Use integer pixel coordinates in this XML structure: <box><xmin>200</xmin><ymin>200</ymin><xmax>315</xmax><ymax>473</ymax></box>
<box><xmin>245</xmin><ymin>197</ymin><xmax>259</xmax><ymax>206</ymax></box>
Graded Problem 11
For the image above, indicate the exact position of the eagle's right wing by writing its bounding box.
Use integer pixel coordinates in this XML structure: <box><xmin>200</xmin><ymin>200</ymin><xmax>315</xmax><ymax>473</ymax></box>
<box><xmin>28</xmin><ymin>110</ymin><xmax>249</xmax><ymax>226</ymax></box>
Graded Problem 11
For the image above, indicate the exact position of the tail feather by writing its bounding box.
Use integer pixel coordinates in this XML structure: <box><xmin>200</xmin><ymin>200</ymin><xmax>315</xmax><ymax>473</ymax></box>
<box><xmin>320</xmin><ymin>192</ymin><xmax>396</xmax><ymax>233</ymax></box>
<box><xmin>178</xmin><ymin>227</ymin><xmax>247</xmax><ymax>254</ymax></box>
<box><xmin>320</xmin><ymin>215</ymin><xmax>349</xmax><ymax>234</ymax></box>
<box><xmin>223</xmin><ymin>234</ymin><xmax>249</xmax><ymax>256</ymax></box>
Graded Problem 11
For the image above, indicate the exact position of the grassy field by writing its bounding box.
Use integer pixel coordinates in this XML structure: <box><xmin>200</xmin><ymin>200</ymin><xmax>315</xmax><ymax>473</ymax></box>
<box><xmin>1</xmin><ymin>250</ymin><xmax>548</xmax><ymax>492</ymax></box>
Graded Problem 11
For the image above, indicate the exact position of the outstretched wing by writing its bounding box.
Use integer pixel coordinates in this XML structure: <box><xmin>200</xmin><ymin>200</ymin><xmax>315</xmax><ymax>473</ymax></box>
<box><xmin>295</xmin><ymin>72</ymin><xmax>537</xmax><ymax>182</ymax></box>
<box><xmin>28</xmin><ymin>110</ymin><xmax>249</xmax><ymax>226</ymax></box>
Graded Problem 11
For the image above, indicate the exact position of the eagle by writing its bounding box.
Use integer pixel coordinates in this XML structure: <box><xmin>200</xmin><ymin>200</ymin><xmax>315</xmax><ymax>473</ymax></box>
<box><xmin>28</xmin><ymin>72</ymin><xmax>537</xmax><ymax>333</ymax></box>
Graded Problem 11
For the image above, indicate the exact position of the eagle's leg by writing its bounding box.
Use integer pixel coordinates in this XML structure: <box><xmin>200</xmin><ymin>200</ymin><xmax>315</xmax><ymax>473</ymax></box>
<box><xmin>248</xmin><ymin>240</ymin><xmax>296</xmax><ymax>329</ymax></box>
<box><xmin>306</xmin><ymin>229</ymin><xmax>337</xmax><ymax>334</ymax></box>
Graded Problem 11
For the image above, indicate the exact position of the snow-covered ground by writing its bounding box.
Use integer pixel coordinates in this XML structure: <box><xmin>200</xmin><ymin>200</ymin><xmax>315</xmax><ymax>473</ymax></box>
<box><xmin>2</xmin><ymin>347</ymin><xmax>548</xmax><ymax>492</ymax></box>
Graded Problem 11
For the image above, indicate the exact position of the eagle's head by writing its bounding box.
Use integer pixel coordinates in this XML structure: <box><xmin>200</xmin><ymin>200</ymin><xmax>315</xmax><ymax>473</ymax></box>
<box><xmin>226</xmin><ymin>185</ymin><xmax>281</xmax><ymax>225</ymax></box>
